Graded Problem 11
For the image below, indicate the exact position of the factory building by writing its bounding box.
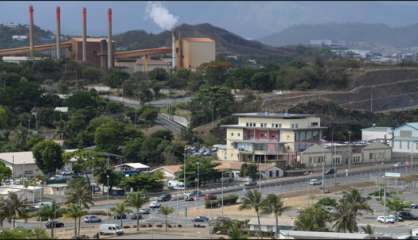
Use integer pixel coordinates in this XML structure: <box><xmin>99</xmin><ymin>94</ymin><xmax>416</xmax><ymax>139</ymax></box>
<box><xmin>176</xmin><ymin>37</ymin><xmax>216</xmax><ymax>70</ymax></box>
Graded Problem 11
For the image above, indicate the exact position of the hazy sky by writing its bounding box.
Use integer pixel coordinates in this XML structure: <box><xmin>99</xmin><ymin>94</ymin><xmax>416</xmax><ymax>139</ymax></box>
<box><xmin>2</xmin><ymin>1</ymin><xmax>418</xmax><ymax>39</ymax></box>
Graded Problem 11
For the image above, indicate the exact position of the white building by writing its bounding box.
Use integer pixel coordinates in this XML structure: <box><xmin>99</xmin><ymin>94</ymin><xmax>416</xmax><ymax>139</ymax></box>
<box><xmin>0</xmin><ymin>152</ymin><xmax>42</xmax><ymax>178</ymax></box>
<box><xmin>361</xmin><ymin>126</ymin><xmax>393</xmax><ymax>143</ymax></box>
<box><xmin>0</xmin><ymin>185</ymin><xmax>43</xmax><ymax>203</ymax></box>
<box><xmin>114</xmin><ymin>163</ymin><xmax>150</xmax><ymax>175</ymax></box>
<box><xmin>392</xmin><ymin>123</ymin><xmax>418</xmax><ymax>153</ymax></box>
<box><xmin>278</xmin><ymin>230</ymin><xmax>369</xmax><ymax>239</ymax></box>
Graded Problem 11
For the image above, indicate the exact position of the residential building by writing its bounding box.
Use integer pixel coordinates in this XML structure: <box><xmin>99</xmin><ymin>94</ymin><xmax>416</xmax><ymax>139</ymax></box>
<box><xmin>361</xmin><ymin>126</ymin><xmax>393</xmax><ymax>144</ymax></box>
<box><xmin>151</xmin><ymin>165</ymin><xmax>182</xmax><ymax>181</ymax></box>
<box><xmin>217</xmin><ymin>112</ymin><xmax>326</xmax><ymax>166</ymax></box>
<box><xmin>278</xmin><ymin>230</ymin><xmax>369</xmax><ymax>239</ymax></box>
<box><xmin>0</xmin><ymin>185</ymin><xmax>42</xmax><ymax>203</ymax></box>
<box><xmin>392</xmin><ymin>123</ymin><xmax>418</xmax><ymax>153</ymax></box>
<box><xmin>0</xmin><ymin>152</ymin><xmax>42</xmax><ymax>178</ymax></box>
<box><xmin>300</xmin><ymin>142</ymin><xmax>392</xmax><ymax>168</ymax></box>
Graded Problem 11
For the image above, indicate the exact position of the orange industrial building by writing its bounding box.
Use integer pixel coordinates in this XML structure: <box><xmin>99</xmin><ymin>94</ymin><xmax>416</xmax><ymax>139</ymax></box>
<box><xmin>0</xmin><ymin>6</ymin><xmax>216</xmax><ymax>72</ymax></box>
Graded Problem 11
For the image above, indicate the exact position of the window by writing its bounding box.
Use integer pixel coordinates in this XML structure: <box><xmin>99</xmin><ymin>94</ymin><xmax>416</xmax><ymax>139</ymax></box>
<box><xmin>408</xmin><ymin>141</ymin><xmax>410</xmax><ymax>149</ymax></box>
<box><xmin>400</xmin><ymin>130</ymin><xmax>412</xmax><ymax>138</ymax></box>
<box><xmin>260</xmin><ymin>123</ymin><xmax>267</xmax><ymax>128</ymax></box>
<box><xmin>237</xmin><ymin>133</ymin><xmax>240</xmax><ymax>137</ymax></box>
<box><xmin>231</xmin><ymin>132</ymin><xmax>234</xmax><ymax>137</ymax></box>
<box><xmin>399</xmin><ymin>141</ymin><xmax>402</xmax><ymax>149</ymax></box>
<box><xmin>311</xmin><ymin>122</ymin><xmax>318</xmax><ymax>126</ymax></box>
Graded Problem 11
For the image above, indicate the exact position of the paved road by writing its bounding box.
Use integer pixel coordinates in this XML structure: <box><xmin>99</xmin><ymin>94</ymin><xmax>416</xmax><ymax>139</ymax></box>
<box><xmin>102</xmin><ymin>95</ymin><xmax>191</xmax><ymax>109</ymax></box>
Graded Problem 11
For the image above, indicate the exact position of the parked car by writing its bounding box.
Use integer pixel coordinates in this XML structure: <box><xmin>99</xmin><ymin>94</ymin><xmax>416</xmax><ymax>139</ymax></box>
<box><xmin>184</xmin><ymin>190</ymin><xmax>203</xmax><ymax>200</ymax></box>
<box><xmin>192</xmin><ymin>216</ymin><xmax>209</xmax><ymax>223</ymax></box>
<box><xmin>410</xmin><ymin>203</ymin><xmax>418</xmax><ymax>209</ymax></box>
<box><xmin>390</xmin><ymin>214</ymin><xmax>403</xmax><ymax>222</ymax></box>
<box><xmin>325</xmin><ymin>168</ymin><xmax>336</xmax><ymax>175</ymax></box>
<box><xmin>396</xmin><ymin>211</ymin><xmax>418</xmax><ymax>220</ymax></box>
<box><xmin>243</xmin><ymin>181</ymin><xmax>257</xmax><ymax>188</ymax></box>
<box><xmin>113</xmin><ymin>214</ymin><xmax>127</xmax><ymax>220</ymax></box>
<box><xmin>34</xmin><ymin>201</ymin><xmax>53</xmax><ymax>209</ymax></box>
<box><xmin>99</xmin><ymin>224</ymin><xmax>123</xmax><ymax>235</ymax></box>
<box><xmin>185</xmin><ymin>195</ymin><xmax>195</xmax><ymax>201</ymax></box>
<box><xmin>149</xmin><ymin>201</ymin><xmax>161</xmax><ymax>209</ymax></box>
<box><xmin>377</xmin><ymin>215</ymin><xmax>396</xmax><ymax>224</ymax></box>
<box><xmin>130</xmin><ymin>213</ymin><xmax>143</xmax><ymax>220</ymax></box>
<box><xmin>83</xmin><ymin>215</ymin><xmax>102</xmax><ymax>223</ymax></box>
<box><xmin>139</xmin><ymin>208</ymin><xmax>151</xmax><ymax>214</ymax></box>
<box><xmin>309</xmin><ymin>179</ymin><xmax>321</xmax><ymax>186</ymax></box>
<box><xmin>45</xmin><ymin>220</ymin><xmax>64</xmax><ymax>228</ymax></box>
<box><xmin>158</xmin><ymin>193</ymin><xmax>172</xmax><ymax>202</ymax></box>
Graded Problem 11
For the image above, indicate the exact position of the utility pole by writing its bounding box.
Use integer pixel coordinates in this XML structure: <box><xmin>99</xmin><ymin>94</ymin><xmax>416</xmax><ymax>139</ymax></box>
<box><xmin>183</xmin><ymin>149</ymin><xmax>187</xmax><ymax>217</ymax></box>
<box><xmin>322</xmin><ymin>152</ymin><xmax>325</xmax><ymax>193</ymax></box>
<box><xmin>383</xmin><ymin>176</ymin><xmax>386</xmax><ymax>218</ymax></box>
<box><xmin>221</xmin><ymin>170</ymin><xmax>224</xmax><ymax>217</ymax></box>
<box><xmin>348</xmin><ymin>131</ymin><xmax>352</xmax><ymax>173</ymax></box>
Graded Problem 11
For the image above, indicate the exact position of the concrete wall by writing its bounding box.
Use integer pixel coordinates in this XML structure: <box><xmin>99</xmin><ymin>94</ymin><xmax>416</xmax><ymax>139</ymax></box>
<box><xmin>182</xmin><ymin>40</ymin><xmax>215</xmax><ymax>70</ymax></box>
<box><xmin>393</xmin><ymin>125</ymin><xmax>418</xmax><ymax>153</ymax></box>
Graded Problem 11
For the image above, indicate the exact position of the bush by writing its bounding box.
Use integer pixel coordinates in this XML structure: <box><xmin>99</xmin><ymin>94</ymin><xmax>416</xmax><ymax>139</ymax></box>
<box><xmin>205</xmin><ymin>194</ymin><xmax>238</xmax><ymax>209</ymax></box>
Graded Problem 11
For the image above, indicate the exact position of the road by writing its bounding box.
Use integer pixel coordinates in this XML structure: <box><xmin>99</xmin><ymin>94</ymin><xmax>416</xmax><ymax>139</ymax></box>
<box><xmin>102</xmin><ymin>95</ymin><xmax>191</xmax><ymax>109</ymax></box>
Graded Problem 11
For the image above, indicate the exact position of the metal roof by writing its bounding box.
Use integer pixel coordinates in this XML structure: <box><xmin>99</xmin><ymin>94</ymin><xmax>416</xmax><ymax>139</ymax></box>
<box><xmin>362</xmin><ymin>127</ymin><xmax>391</xmax><ymax>132</ymax></box>
<box><xmin>232</xmin><ymin>112</ymin><xmax>313</xmax><ymax>119</ymax></box>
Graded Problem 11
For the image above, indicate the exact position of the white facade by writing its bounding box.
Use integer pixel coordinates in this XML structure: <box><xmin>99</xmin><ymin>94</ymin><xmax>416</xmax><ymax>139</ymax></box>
<box><xmin>392</xmin><ymin>123</ymin><xmax>418</xmax><ymax>153</ymax></box>
<box><xmin>0</xmin><ymin>152</ymin><xmax>42</xmax><ymax>178</ymax></box>
<box><xmin>361</xmin><ymin>126</ymin><xmax>393</xmax><ymax>143</ymax></box>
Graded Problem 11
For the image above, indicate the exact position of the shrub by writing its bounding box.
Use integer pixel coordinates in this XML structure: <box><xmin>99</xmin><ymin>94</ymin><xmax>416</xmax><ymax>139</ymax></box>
<box><xmin>204</xmin><ymin>194</ymin><xmax>239</xmax><ymax>209</ymax></box>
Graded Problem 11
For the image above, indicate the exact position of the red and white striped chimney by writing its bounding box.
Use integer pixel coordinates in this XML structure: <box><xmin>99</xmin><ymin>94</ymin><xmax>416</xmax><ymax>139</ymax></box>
<box><xmin>107</xmin><ymin>8</ymin><xmax>113</xmax><ymax>69</ymax></box>
<box><xmin>28</xmin><ymin>5</ymin><xmax>34</xmax><ymax>57</ymax></box>
<box><xmin>55</xmin><ymin>6</ymin><xmax>61</xmax><ymax>60</ymax></box>
<box><xmin>82</xmin><ymin>7</ymin><xmax>87</xmax><ymax>62</ymax></box>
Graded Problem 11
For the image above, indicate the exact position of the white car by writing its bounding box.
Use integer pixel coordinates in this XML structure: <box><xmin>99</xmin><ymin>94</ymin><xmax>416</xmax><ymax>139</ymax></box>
<box><xmin>309</xmin><ymin>179</ymin><xmax>321</xmax><ymax>186</ymax></box>
<box><xmin>377</xmin><ymin>215</ymin><xmax>395</xmax><ymax>224</ymax></box>
<box><xmin>149</xmin><ymin>201</ymin><xmax>161</xmax><ymax>208</ymax></box>
<box><xmin>99</xmin><ymin>224</ymin><xmax>123</xmax><ymax>235</ymax></box>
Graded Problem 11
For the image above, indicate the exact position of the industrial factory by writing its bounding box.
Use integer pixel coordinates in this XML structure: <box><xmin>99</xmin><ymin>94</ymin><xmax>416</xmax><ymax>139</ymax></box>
<box><xmin>0</xmin><ymin>6</ymin><xmax>216</xmax><ymax>72</ymax></box>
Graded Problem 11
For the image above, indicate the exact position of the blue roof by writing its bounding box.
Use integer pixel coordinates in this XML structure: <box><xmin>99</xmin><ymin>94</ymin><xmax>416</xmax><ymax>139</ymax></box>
<box><xmin>406</xmin><ymin>122</ymin><xmax>418</xmax><ymax>130</ymax></box>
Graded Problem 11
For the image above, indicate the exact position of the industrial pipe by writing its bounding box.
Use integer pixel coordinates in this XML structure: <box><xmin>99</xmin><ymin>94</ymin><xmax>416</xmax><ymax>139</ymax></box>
<box><xmin>171</xmin><ymin>31</ymin><xmax>176</xmax><ymax>69</ymax></box>
<box><xmin>55</xmin><ymin>6</ymin><xmax>61</xmax><ymax>60</ymax></box>
<box><xmin>82</xmin><ymin>7</ymin><xmax>87</xmax><ymax>62</ymax></box>
<box><xmin>107</xmin><ymin>8</ymin><xmax>113</xmax><ymax>69</ymax></box>
<box><xmin>29</xmin><ymin>5</ymin><xmax>34</xmax><ymax>57</ymax></box>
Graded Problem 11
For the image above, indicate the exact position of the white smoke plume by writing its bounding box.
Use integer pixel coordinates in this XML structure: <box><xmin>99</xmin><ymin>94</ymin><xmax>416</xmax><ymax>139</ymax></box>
<box><xmin>146</xmin><ymin>1</ymin><xmax>179</xmax><ymax>31</ymax></box>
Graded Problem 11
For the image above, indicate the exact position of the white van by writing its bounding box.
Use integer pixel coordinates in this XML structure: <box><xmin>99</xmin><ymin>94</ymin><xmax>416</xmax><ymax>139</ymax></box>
<box><xmin>99</xmin><ymin>224</ymin><xmax>124</xmax><ymax>235</ymax></box>
<box><xmin>168</xmin><ymin>180</ymin><xmax>185</xmax><ymax>190</ymax></box>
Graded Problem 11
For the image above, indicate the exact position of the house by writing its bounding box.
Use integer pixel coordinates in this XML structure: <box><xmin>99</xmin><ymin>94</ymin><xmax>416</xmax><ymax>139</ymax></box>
<box><xmin>300</xmin><ymin>142</ymin><xmax>392</xmax><ymax>168</ymax></box>
<box><xmin>151</xmin><ymin>165</ymin><xmax>182</xmax><ymax>181</ymax></box>
<box><xmin>0</xmin><ymin>152</ymin><xmax>42</xmax><ymax>178</ymax></box>
<box><xmin>217</xmin><ymin>112</ymin><xmax>325</xmax><ymax>166</ymax></box>
<box><xmin>361</xmin><ymin>126</ymin><xmax>392</xmax><ymax>144</ymax></box>
<box><xmin>258</xmin><ymin>164</ymin><xmax>284</xmax><ymax>179</ymax></box>
<box><xmin>0</xmin><ymin>185</ymin><xmax>43</xmax><ymax>203</ymax></box>
<box><xmin>392</xmin><ymin>123</ymin><xmax>418</xmax><ymax>153</ymax></box>
<box><xmin>114</xmin><ymin>163</ymin><xmax>150</xmax><ymax>176</ymax></box>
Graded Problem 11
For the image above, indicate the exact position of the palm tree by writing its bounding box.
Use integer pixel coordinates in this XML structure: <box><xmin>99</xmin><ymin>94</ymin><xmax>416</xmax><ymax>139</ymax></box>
<box><xmin>65</xmin><ymin>178</ymin><xmax>94</xmax><ymax>209</ymax></box>
<box><xmin>65</xmin><ymin>204</ymin><xmax>86</xmax><ymax>238</ymax></box>
<box><xmin>160</xmin><ymin>206</ymin><xmax>174</xmax><ymax>232</ymax></box>
<box><xmin>111</xmin><ymin>203</ymin><xmax>131</xmax><ymax>227</ymax></box>
<box><xmin>5</xmin><ymin>192</ymin><xmax>26</xmax><ymax>228</ymax></box>
<box><xmin>294</xmin><ymin>205</ymin><xmax>329</xmax><ymax>231</ymax></box>
<box><xmin>239</xmin><ymin>190</ymin><xmax>263</xmax><ymax>239</ymax></box>
<box><xmin>261</xmin><ymin>194</ymin><xmax>289</xmax><ymax>239</ymax></box>
<box><xmin>333</xmin><ymin>189</ymin><xmax>373</xmax><ymax>233</ymax></box>
<box><xmin>125</xmin><ymin>191</ymin><xmax>148</xmax><ymax>231</ymax></box>
<box><xmin>227</xmin><ymin>221</ymin><xmax>248</xmax><ymax>240</ymax></box>
<box><xmin>0</xmin><ymin>198</ymin><xmax>8</xmax><ymax>229</ymax></box>
<box><xmin>38</xmin><ymin>202</ymin><xmax>63</xmax><ymax>238</ymax></box>
<box><xmin>361</xmin><ymin>224</ymin><xmax>374</xmax><ymax>235</ymax></box>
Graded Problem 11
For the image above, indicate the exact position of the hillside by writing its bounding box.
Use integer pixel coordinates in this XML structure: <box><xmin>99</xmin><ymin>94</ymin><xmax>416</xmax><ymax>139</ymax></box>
<box><xmin>0</xmin><ymin>24</ymin><xmax>54</xmax><ymax>49</ymax></box>
<box><xmin>114</xmin><ymin>23</ymin><xmax>331</xmax><ymax>64</ymax></box>
<box><xmin>260</xmin><ymin>22</ymin><xmax>418</xmax><ymax>48</ymax></box>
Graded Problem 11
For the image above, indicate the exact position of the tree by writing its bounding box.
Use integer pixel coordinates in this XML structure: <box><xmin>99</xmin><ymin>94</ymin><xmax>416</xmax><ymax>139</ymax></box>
<box><xmin>0</xmin><ymin>106</ymin><xmax>8</xmax><ymax>128</ymax></box>
<box><xmin>123</xmin><ymin>137</ymin><xmax>145</xmax><ymax>162</ymax></box>
<box><xmin>0</xmin><ymin>161</ymin><xmax>11</xmax><ymax>184</ymax></box>
<box><xmin>104</xmin><ymin>69</ymin><xmax>129</xmax><ymax>88</ymax></box>
<box><xmin>190</xmin><ymin>85</ymin><xmax>235</xmax><ymax>127</ymax></box>
<box><xmin>176</xmin><ymin>156</ymin><xmax>220</xmax><ymax>187</ymax></box>
<box><xmin>94</xmin><ymin>121</ymin><xmax>124</xmax><ymax>153</ymax></box>
<box><xmin>149</xmin><ymin>68</ymin><xmax>169</xmax><ymax>81</ymax></box>
<box><xmin>294</xmin><ymin>206</ymin><xmax>329</xmax><ymax>231</ymax></box>
<box><xmin>160</xmin><ymin>206</ymin><xmax>174</xmax><ymax>232</ymax></box>
<box><xmin>249</xmin><ymin>72</ymin><xmax>276</xmax><ymax>92</ymax></box>
<box><xmin>361</xmin><ymin>224</ymin><xmax>374</xmax><ymax>235</ymax></box>
<box><xmin>240</xmin><ymin>163</ymin><xmax>258</xmax><ymax>182</ymax></box>
<box><xmin>315</xmin><ymin>197</ymin><xmax>337</xmax><ymax>209</ymax></box>
<box><xmin>38</xmin><ymin>202</ymin><xmax>63</xmax><ymax>238</ymax></box>
<box><xmin>199</xmin><ymin>60</ymin><xmax>232</xmax><ymax>86</ymax></box>
<box><xmin>111</xmin><ymin>203</ymin><xmax>131</xmax><ymax>227</ymax></box>
<box><xmin>125</xmin><ymin>191</ymin><xmax>148</xmax><ymax>232</ymax></box>
<box><xmin>65</xmin><ymin>203</ymin><xmax>86</xmax><ymax>238</ymax></box>
<box><xmin>333</xmin><ymin>189</ymin><xmax>372</xmax><ymax>233</ymax></box>
<box><xmin>32</xmin><ymin>140</ymin><xmax>63</xmax><ymax>176</ymax></box>
<box><xmin>227</xmin><ymin>221</ymin><xmax>248</xmax><ymax>240</ymax></box>
<box><xmin>65</xmin><ymin>178</ymin><xmax>94</xmax><ymax>209</ymax></box>
<box><xmin>239</xmin><ymin>190</ymin><xmax>263</xmax><ymax>238</ymax></box>
<box><xmin>66</xmin><ymin>91</ymin><xmax>99</xmax><ymax>109</ymax></box>
<box><xmin>385</xmin><ymin>197</ymin><xmax>410</xmax><ymax>213</ymax></box>
<box><xmin>261</xmin><ymin>194</ymin><xmax>289</xmax><ymax>238</ymax></box>
<box><xmin>5</xmin><ymin>192</ymin><xmax>26</xmax><ymax>229</ymax></box>
<box><xmin>119</xmin><ymin>171</ymin><xmax>164</xmax><ymax>192</ymax></box>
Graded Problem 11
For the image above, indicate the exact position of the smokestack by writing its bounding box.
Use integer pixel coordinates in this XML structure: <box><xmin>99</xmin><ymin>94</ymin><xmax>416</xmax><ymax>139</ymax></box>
<box><xmin>171</xmin><ymin>31</ymin><xmax>176</xmax><ymax>69</ymax></box>
<box><xmin>82</xmin><ymin>7</ymin><xmax>87</xmax><ymax>62</ymax></box>
<box><xmin>107</xmin><ymin>8</ymin><xmax>113</xmax><ymax>69</ymax></box>
<box><xmin>55</xmin><ymin>6</ymin><xmax>61</xmax><ymax>60</ymax></box>
<box><xmin>28</xmin><ymin>5</ymin><xmax>34</xmax><ymax>58</ymax></box>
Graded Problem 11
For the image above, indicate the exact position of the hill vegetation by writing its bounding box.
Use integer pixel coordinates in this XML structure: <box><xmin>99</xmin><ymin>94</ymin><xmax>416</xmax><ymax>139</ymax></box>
<box><xmin>0</xmin><ymin>24</ymin><xmax>54</xmax><ymax>49</ymax></box>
